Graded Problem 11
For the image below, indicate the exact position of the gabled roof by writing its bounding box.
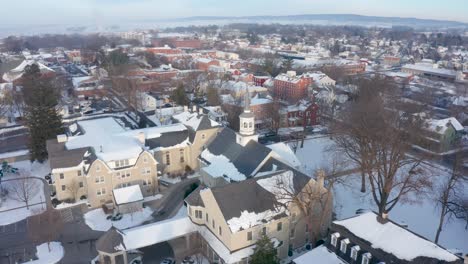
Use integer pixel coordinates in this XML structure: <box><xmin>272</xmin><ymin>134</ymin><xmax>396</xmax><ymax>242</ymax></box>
<box><xmin>200</xmin><ymin>128</ymin><xmax>272</xmax><ymax>179</ymax></box>
<box><xmin>333</xmin><ymin>212</ymin><xmax>461</xmax><ymax>263</ymax></box>
<box><xmin>96</xmin><ymin>227</ymin><xmax>125</xmax><ymax>253</ymax></box>
<box><xmin>210</xmin><ymin>178</ymin><xmax>279</xmax><ymax>221</ymax></box>
<box><xmin>145</xmin><ymin>130</ymin><xmax>189</xmax><ymax>150</ymax></box>
<box><xmin>46</xmin><ymin>139</ymin><xmax>90</xmax><ymax>169</ymax></box>
<box><xmin>173</xmin><ymin>111</ymin><xmax>220</xmax><ymax>131</ymax></box>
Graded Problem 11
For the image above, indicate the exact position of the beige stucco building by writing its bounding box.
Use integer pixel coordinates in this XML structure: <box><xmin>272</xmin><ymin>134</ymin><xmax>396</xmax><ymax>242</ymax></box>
<box><xmin>47</xmin><ymin>111</ymin><xmax>220</xmax><ymax>209</ymax></box>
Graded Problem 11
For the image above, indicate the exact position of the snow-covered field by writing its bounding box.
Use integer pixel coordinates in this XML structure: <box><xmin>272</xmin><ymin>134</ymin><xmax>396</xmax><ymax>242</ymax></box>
<box><xmin>0</xmin><ymin>178</ymin><xmax>46</xmax><ymax>225</ymax></box>
<box><xmin>25</xmin><ymin>242</ymin><xmax>64</xmax><ymax>264</ymax></box>
<box><xmin>293</xmin><ymin>135</ymin><xmax>350</xmax><ymax>175</ymax></box>
<box><xmin>6</xmin><ymin>160</ymin><xmax>51</xmax><ymax>180</ymax></box>
<box><xmin>84</xmin><ymin>207</ymin><xmax>154</xmax><ymax>231</ymax></box>
<box><xmin>294</xmin><ymin>135</ymin><xmax>468</xmax><ymax>253</ymax></box>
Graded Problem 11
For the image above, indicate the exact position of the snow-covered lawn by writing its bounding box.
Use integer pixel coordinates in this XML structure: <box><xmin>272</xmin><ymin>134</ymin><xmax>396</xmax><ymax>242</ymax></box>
<box><xmin>25</xmin><ymin>241</ymin><xmax>64</xmax><ymax>264</ymax></box>
<box><xmin>292</xmin><ymin>135</ymin><xmax>350</xmax><ymax>175</ymax></box>
<box><xmin>5</xmin><ymin>160</ymin><xmax>51</xmax><ymax>180</ymax></box>
<box><xmin>293</xmin><ymin>135</ymin><xmax>467</xmax><ymax>253</ymax></box>
<box><xmin>0</xmin><ymin>178</ymin><xmax>46</xmax><ymax>225</ymax></box>
<box><xmin>333</xmin><ymin>168</ymin><xmax>468</xmax><ymax>253</ymax></box>
<box><xmin>55</xmin><ymin>199</ymin><xmax>87</xmax><ymax>209</ymax></box>
<box><xmin>84</xmin><ymin>207</ymin><xmax>154</xmax><ymax>231</ymax></box>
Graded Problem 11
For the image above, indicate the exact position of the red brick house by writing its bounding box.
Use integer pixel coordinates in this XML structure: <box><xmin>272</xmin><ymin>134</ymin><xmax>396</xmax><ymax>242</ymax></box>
<box><xmin>196</xmin><ymin>58</ymin><xmax>220</xmax><ymax>71</ymax></box>
<box><xmin>253</xmin><ymin>72</ymin><xmax>271</xmax><ymax>87</ymax></box>
<box><xmin>273</xmin><ymin>71</ymin><xmax>313</xmax><ymax>103</ymax></box>
<box><xmin>282</xmin><ymin>100</ymin><xmax>319</xmax><ymax>127</ymax></box>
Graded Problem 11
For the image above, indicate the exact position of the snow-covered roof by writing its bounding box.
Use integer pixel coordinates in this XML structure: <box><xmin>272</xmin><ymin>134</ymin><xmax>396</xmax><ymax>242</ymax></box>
<box><xmin>426</xmin><ymin>117</ymin><xmax>464</xmax><ymax>134</ymax></box>
<box><xmin>113</xmin><ymin>185</ymin><xmax>143</xmax><ymax>205</ymax></box>
<box><xmin>293</xmin><ymin>245</ymin><xmax>346</xmax><ymax>264</ymax></box>
<box><xmin>123</xmin><ymin>217</ymin><xmax>196</xmax><ymax>250</ymax></box>
<box><xmin>402</xmin><ymin>64</ymin><xmax>457</xmax><ymax>77</ymax></box>
<box><xmin>334</xmin><ymin>212</ymin><xmax>460</xmax><ymax>262</ymax></box>
<box><xmin>267</xmin><ymin>143</ymin><xmax>301</xmax><ymax>168</ymax></box>
<box><xmin>2</xmin><ymin>60</ymin><xmax>54</xmax><ymax>82</ymax></box>
<box><xmin>65</xmin><ymin>117</ymin><xmax>186</xmax><ymax>163</ymax></box>
<box><xmin>173</xmin><ymin>111</ymin><xmax>219</xmax><ymax>131</ymax></box>
<box><xmin>200</xmin><ymin>150</ymin><xmax>246</xmax><ymax>182</ymax></box>
<box><xmin>250</xmin><ymin>94</ymin><xmax>272</xmax><ymax>106</ymax></box>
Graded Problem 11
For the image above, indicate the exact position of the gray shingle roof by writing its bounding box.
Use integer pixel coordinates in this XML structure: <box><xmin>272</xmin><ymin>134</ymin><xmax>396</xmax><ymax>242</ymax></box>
<box><xmin>210</xmin><ymin>178</ymin><xmax>279</xmax><ymax>220</ymax></box>
<box><xmin>96</xmin><ymin>227</ymin><xmax>125</xmax><ymax>253</ymax></box>
<box><xmin>46</xmin><ymin>139</ymin><xmax>89</xmax><ymax>169</ymax></box>
<box><xmin>209</xmin><ymin>169</ymin><xmax>310</xmax><ymax>221</ymax></box>
<box><xmin>185</xmin><ymin>186</ymin><xmax>205</xmax><ymax>207</ymax></box>
<box><xmin>203</xmin><ymin>128</ymin><xmax>272</xmax><ymax>177</ymax></box>
<box><xmin>145</xmin><ymin>130</ymin><xmax>189</xmax><ymax>149</ymax></box>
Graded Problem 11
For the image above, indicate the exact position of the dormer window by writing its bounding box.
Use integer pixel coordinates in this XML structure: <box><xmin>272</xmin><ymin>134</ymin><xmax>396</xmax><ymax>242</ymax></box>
<box><xmin>362</xmin><ymin>253</ymin><xmax>372</xmax><ymax>264</ymax></box>
<box><xmin>340</xmin><ymin>238</ymin><xmax>349</xmax><ymax>253</ymax></box>
<box><xmin>331</xmin><ymin>232</ymin><xmax>340</xmax><ymax>247</ymax></box>
<box><xmin>351</xmin><ymin>245</ymin><xmax>360</xmax><ymax>260</ymax></box>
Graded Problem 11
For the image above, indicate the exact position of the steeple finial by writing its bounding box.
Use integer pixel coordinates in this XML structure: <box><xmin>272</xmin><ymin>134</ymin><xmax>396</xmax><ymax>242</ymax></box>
<box><xmin>244</xmin><ymin>85</ymin><xmax>251</xmax><ymax>113</ymax></box>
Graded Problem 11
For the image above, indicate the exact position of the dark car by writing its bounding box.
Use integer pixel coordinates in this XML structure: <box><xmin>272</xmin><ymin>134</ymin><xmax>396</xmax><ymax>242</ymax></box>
<box><xmin>160</xmin><ymin>258</ymin><xmax>175</xmax><ymax>264</ymax></box>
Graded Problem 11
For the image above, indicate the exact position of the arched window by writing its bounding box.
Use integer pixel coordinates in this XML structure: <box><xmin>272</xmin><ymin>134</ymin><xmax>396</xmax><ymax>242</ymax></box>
<box><xmin>244</xmin><ymin>122</ymin><xmax>247</xmax><ymax>128</ymax></box>
<box><xmin>249</xmin><ymin>122</ymin><xmax>252</xmax><ymax>128</ymax></box>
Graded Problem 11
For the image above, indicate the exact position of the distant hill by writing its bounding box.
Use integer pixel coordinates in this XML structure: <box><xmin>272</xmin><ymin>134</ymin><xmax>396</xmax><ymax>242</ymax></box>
<box><xmin>167</xmin><ymin>14</ymin><xmax>468</xmax><ymax>29</ymax></box>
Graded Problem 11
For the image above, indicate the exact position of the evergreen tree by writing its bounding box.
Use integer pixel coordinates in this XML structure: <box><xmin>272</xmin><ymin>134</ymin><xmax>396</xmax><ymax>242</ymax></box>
<box><xmin>22</xmin><ymin>64</ymin><xmax>63</xmax><ymax>162</ymax></box>
<box><xmin>171</xmin><ymin>83</ymin><xmax>188</xmax><ymax>106</ymax></box>
<box><xmin>250</xmin><ymin>234</ymin><xmax>279</xmax><ymax>264</ymax></box>
<box><xmin>281</xmin><ymin>57</ymin><xmax>294</xmax><ymax>72</ymax></box>
<box><xmin>206</xmin><ymin>86</ymin><xmax>221</xmax><ymax>106</ymax></box>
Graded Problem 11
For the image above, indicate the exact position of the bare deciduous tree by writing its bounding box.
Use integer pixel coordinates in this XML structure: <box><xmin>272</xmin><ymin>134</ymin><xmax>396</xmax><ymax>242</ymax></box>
<box><xmin>8</xmin><ymin>176</ymin><xmax>40</xmax><ymax>209</ymax></box>
<box><xmin>332</xmin><ymin>77</ymin><xmax>432</xmax><ymax>217</ymax></box>
<box><xmin>66</xmin><ymin>178</ymin><xmax>82</xmax><ymax>202</ymax></box>
<box><xmin>434</xmin><ymin>145</ymin><xmax>468</xmax><ymax>243</ymax></box>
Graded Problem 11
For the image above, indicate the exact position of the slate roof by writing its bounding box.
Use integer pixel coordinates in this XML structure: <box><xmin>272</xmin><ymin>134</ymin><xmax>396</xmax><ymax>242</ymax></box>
<box><xmin>46</xmin><ymin>139</ymin><xmax>89</xmax><ymax>169</ymax></box>
<box><xmin>185</xmin><ymin>186</ymin><xmax>205</xmax><ymax>207</ymax></box>
<box><xmin>207</xmin><ymin>169</ymin><xmax>310</xmax><ymax>221</ymax></box>
<box><xmin>210</xmin><ymin>178</ymin><xmax>280</xmax><ymax>220</ymax></box>
<box><xmin>145</xmin><ymin>130</ymin><xmax>189</xmax><ymax>149</ymax></box>
<box><xmin>96</xmin><ymin>227</ymin><xmax>126</xmax><ymax>253</ymax></box>
<box><xmin>202</xmin><ymin>128</ymin><xmax>272</xmax><ymax>177</ymax></box>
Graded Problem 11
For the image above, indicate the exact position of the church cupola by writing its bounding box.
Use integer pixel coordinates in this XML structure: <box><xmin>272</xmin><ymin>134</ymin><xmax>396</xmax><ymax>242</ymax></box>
<box><xmin>236</xmin><ymin>89</ymin><xmax>258</xmax><ymax>146</ymax></box>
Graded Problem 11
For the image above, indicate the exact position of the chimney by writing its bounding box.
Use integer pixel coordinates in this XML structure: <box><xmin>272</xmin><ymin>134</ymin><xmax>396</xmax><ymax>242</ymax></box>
<box><xmin>199</xmin><ymin>108</ymin><xmax>204</xmax><ymax>115</ymax></box>
<box><xmin>184</xmin><ymin>105</ymin><xmax>188</xmax><ymax>112</ymax></box>
<box><xmin>317</xmin><ymin>169</ymin><xmax>325</xmax><ymax>187</ymax></box>
<box><xmin>382</xmin><ymin>212</ymin><xmax>388</xmax><ymax>219</ymax></box>
<box><xmin>192</xmin><ymin>105</ymin><xmax>197</xmax><ymax>113</ymax></box>
<box><xmin>137</xmin><ymin>131</ymin><xmax>145</xmax><ymax>144</ymax></box>
<box><xmin>57</xmin><ymin>134</ymin><xmax>68</xmax><ymax>143</ymax></box>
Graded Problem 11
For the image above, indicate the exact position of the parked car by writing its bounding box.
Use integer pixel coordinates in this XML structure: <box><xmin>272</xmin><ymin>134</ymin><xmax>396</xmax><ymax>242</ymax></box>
<box><xmin>160</xmin><ymin>258</ymin><xmax>175</xmax><ymax>264</ymax></box>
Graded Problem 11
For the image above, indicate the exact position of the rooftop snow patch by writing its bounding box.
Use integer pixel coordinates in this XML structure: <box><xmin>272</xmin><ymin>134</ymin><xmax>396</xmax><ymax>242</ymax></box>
<box><xmin>113</xmin><ymin>185</ymin><xmax>143</xmax><ymax>205</ymax></box>
<box><xmin>200</xmin><ymin>150</ymin><xmax>246</xmax><ymax>181</ymax></box>
<box><xmin>65</xmin><ymin>118</ymin><xmax>186</xmax><ymax>162</ymax></box>
<box><xmin>123</xmin><ymin>217</ymin><xmax>196</xmax><ymax>250</ymax></box>
<box><xmin>426</xmin><ymin>117</ymin><xmax>464</xmax><ymax>134</ymax></box>
<box><xmin>334</xmin><ymin>212</ymin><xmax>459</xmax><ymax>262</ymax></box>
<box><xmin>173</xmin><ymin>111</ymin><xmax>219</xmax><ymax>131</ymax></box>
<box><xmin>267</xmin><ymin>143</ymin><xmax>301</xmax><ymax>168</ymax></box>
<box><xmin>293</xmin><ymin>245</ymin><xmax>346</xmax><ymax>264</ymax></box>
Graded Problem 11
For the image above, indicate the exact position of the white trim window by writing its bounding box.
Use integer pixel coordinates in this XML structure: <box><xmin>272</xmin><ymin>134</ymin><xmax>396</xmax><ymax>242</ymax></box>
<box><xmin>95</xmin><ymin>176</ymin><xmax>105</xmax><ymax>184</ymax></box>
<box><xmin>331</xmin><ymin>232</ymin><xmax>340</xmax><ymax>247</ymax></box>
<box><xmin>115</xmin><ymin>159</ymin><xmax>129</xmax><ymax>168</ymax></box>
<box><xmin>143</xmin><ymin>179</ymin><xmax>151</xmax><ymax>186</ymax></box>
<box><xmin>362</xmin><ymin>253</ymin><xmax>372</xmax><ymax>264</ymax></box>
<box><xmin>340</xmin><ymin>238</ymin><xmax>350</xmax><ymax>253</ymax></box>
<box><xmin>96</xmin><ymin>187</ymin><xmax>106</xmax><ymax>196</ymax></box>
<box><xmin>351</xmin><ymin>245</ymin><xmax>360</xmax><ymax>260</ymax></box>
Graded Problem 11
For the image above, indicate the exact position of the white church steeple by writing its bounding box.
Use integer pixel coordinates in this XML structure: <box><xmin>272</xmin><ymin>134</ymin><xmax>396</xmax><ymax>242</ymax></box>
<box><xmin>236</xmin><ymin>88</ymin><xmax>258</xmax><ymax>146</ymax></box>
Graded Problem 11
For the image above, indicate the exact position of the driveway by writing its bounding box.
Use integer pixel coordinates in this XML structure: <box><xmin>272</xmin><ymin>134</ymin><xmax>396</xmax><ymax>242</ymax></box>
<box><xmin>140</xmin><ymin>242</ymin><xmax>174</xmax><ymax>264</ymax></box>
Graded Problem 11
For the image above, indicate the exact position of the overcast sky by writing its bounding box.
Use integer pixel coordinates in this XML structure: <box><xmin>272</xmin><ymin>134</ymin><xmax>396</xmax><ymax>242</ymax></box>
<box><xmin>1</xmin><ymin>0</ymin><xmax>467</xmax><ymax>25</ymax></box>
